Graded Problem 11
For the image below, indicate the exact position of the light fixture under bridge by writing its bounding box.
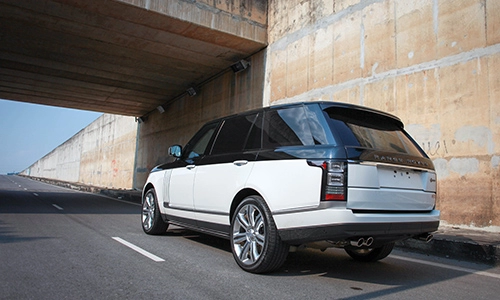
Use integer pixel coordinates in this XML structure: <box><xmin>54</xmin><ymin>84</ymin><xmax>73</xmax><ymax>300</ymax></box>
<box><xmin>231</xmin><ymin>59</ymin><xmax>250</xmax><ymax>73</ymax></box>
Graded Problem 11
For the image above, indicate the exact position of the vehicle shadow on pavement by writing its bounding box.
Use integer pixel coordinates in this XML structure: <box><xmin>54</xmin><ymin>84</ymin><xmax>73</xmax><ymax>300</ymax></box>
<box><xmin>167</xmin><ymin>227</ymin><xmax>232</xmax><ymax>253</ymax></box>
<box><xmin>281</xmin><ymin>247</ymin><xmax>417</xmax><ymax>280</ymax></box>
<box><xmin>165</xmin><ymin>227</ymin><xmax>497</xmax><ymax>299</ymax></box>
<box><xmin>276</xmin><ymin>247</ymin><xmax>496</xmax><ymax>299</ymax></box>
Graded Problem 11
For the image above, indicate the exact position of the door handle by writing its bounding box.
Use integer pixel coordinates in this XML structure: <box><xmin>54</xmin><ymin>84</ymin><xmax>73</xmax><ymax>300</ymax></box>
<box><xmin>186</xmin><ymin>165</ymin><xmax>196</xmax><ymax>170</ymax></box>
<box><xmin>233</xmin><ymin>160</ymin><xmax>248</xmax><ymax>166</ymax></box>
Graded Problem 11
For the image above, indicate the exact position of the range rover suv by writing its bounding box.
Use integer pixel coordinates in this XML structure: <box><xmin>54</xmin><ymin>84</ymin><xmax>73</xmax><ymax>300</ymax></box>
<box><xmin>141</xmin><ymin>101</ymin><xmax>439</xmax><ymax>273</ymax></box>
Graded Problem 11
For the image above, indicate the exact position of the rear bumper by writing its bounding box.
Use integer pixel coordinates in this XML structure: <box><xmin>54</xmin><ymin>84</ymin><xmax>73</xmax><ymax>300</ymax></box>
<box><xmin>274</xmin><ymin>207</ymin><xmax>440</xmax><ymax>245</ymax></box>
<box><xmin>278</xmin><ymin>220</ymin><xmax>439</xmax><ymax>245</ymax></box>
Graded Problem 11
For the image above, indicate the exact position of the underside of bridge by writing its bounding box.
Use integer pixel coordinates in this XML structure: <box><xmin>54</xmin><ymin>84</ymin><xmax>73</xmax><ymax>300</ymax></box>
<box><xmin>0</xmin><ymin>0</ymin><xmax>267</xmax><ymax>116</ymax></box>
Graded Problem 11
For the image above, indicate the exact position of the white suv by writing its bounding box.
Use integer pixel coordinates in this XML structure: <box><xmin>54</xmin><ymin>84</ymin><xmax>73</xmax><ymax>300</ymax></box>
<box><xmin>141</xmin><ymin>102</ymin><xmax>439</xmax><ymax>273</ymax></box>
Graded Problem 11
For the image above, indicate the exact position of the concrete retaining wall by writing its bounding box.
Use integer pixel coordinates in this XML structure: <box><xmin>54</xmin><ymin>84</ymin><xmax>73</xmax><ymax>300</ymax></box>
<box><xmin>264</xmin><ymin>0</ymin><xmax>500</xmax><ymax>228</ymax></box>
<box><xmin>23</xmin><ymin>114</ymin><xmax>137</xmax><ymax>189</ymax></box>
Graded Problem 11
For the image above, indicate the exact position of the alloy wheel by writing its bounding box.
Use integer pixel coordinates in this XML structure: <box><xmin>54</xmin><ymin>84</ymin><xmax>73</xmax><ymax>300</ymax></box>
<box><xmin>232</xmin><ymin>203</ymin><xmax>266</xmax><ymax>265</ymax></box>
<box><xmin>142</xmin><ymin>192</ymin><xmax>155</xmax><ymax>231</ymax></box>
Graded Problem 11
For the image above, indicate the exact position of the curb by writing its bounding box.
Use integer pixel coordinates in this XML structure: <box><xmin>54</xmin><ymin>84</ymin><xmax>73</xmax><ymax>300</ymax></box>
<box><xmin>396</xmin><ymin>229</ymin><xmax>500</xmax><ymax>266</ymax></box>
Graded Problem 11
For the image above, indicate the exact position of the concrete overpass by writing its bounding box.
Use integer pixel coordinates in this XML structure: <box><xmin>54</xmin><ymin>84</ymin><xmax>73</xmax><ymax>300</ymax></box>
<box><xmin>0</xmin><ymin>0</ymin><xmax>267</xmax><ymax>116</ymax></box>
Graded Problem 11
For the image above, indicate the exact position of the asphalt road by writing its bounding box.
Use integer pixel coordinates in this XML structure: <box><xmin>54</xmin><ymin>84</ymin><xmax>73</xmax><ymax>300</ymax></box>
<box><xmin>1</xmin><ymin>175</ymin><xmax>499</xmax><ymax>300</ymax></box>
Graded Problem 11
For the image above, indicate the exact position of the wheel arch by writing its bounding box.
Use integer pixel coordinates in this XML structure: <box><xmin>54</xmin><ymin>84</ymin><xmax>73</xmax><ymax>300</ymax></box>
<box><xmin>230</xmin><ymin>188</ymin><xmax>262</xmax><ymax>220</ymax></box>
<box><xmin>142</xmin><ymin>183</ymin><xmax>155</xmax><ymax>203</ymax></box>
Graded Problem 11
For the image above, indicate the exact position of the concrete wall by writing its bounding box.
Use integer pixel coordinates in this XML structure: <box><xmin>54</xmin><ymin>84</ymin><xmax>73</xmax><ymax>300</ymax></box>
<box><xmin>134</xmin><ymin>50</ymin><xmax>266</xmax><ymax>188</ymax></box>
<box><xmin>23</xmin><ymin>114</ymin><xmax>137</xmax><ymax>189</ymax></box>
<box><xmin>264</xmin><ymin>0</ymin><xmax>500</xmax><ymax>228</ymax></box>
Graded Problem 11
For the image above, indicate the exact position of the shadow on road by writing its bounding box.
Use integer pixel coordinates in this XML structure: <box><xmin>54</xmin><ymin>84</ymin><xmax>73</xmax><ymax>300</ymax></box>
<box><xmin>0</xmin><ymin>189</ymin><xmax>139</xmax><ymax>215</ymax></box>
<box><xmin>164</xmin><ymin>226</ymin><xmax>498</xmax><ymax>300</ymax></box>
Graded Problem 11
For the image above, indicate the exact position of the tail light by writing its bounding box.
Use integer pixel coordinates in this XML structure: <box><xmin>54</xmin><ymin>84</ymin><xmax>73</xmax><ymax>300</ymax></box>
<box><xmin>308</xmin><ymin>160</ymin><xmax>347</xmax><ymax>201</ymax></box>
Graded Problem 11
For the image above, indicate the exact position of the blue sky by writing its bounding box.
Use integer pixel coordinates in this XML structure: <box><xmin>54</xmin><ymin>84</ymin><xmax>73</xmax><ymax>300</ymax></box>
<box><xmin>0</xmin><ymin>99</ymin><xmax>102</xmax><ymax>174</ymax></box>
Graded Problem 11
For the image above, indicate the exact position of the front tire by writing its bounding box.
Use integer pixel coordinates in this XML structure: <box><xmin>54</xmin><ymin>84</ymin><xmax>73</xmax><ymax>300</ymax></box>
<box><xmin>230</xmin><ymin>195</ymin><xmax>289</xmax><ymax>273</ymax></box>
<box><xmin>142</xmin><ymin>188</ymin><xmax>168</xmax><ymax>235</ymax></box>
<box><xmin>345</xmin><ymin>242</ymin><xmax>395</xmax><ymax>262</ymax></box>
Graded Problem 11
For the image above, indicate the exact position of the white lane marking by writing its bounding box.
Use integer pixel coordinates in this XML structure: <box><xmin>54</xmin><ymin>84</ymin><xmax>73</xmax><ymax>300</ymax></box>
<box><xmin>33</xmin><ymin>193</ymin><xmax>39</xmax><ymax>197</ymax></box>
<box><xmin>391</xmin><ymin>255</ymin><xmax>500</xmax><ymax>279</ymax></box>
<box><xmin>112</xmin><ymin>237</ymin><xmax>165</xmax><ymax>262</ymax></box>
<box><xmin>52</xmin><ymin>204</ymin><xmax>64</xmax><ymax>210</ymax></box>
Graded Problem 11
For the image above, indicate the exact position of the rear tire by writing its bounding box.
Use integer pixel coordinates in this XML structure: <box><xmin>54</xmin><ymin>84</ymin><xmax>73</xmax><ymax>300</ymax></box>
<box><xmin>141</xmin><ymin>188</ymin><xmax>168</xmax><ymax>235</ymax></box>
<box><xmin>230</xmin><ymin>195</ymin><xmax>289</xmax><ymax>273</ymax></box>
<box><xmin>345</xmin><ymin>242</ymin><xmax>395</xmax><ymax>262</ymax></box>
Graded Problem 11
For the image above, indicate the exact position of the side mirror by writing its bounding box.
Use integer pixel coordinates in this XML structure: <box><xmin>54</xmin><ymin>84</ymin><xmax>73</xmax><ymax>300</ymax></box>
<box><xmin>168</xmin><ymin>145</ymin><xmax>182</xmax><ymax>158</ymax></box>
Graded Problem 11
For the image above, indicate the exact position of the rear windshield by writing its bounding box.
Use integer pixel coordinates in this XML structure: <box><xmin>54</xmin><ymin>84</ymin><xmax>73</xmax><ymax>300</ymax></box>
<box><xmin>326</xmin><ymin>107</ymin><xmax>424</xmax><ymax>157</ymax></box>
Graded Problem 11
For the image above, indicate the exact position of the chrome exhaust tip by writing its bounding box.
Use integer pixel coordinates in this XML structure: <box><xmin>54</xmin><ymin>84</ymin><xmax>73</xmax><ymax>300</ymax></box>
<box><xmin>350</xmin><ymin>238</ymin><xmax>365</xmax><ymax>247</ymax></box>
<box><xmin>349</xmin><ymin>237</ymin><xmax>374</xmax><ymax>247</ymax></box>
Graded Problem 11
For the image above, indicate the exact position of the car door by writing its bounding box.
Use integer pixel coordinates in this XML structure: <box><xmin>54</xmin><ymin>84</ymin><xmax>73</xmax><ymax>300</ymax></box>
<box><xmin>193</xmin><ymin>113</ymin><xmax>259</xmax><ymax>226</ymax></box>
<box><xmin>168</xmin><ymin>122</ymin><xmax>219</xmax><ymax>222</ymax></box>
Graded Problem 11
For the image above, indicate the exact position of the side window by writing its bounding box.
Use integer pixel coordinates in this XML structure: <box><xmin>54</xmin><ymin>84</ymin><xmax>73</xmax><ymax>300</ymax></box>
<box><xmin>245</xmin><ymin>113</ymin><xmax>262</xmax><ymax>150</ymax></box>
<box><xmin>183</xmin><ymin>122</ymin><xmax>218</xmax><ymax>160</ymax></box>
<box><xmin>211</xmin><ymin>114</ymin><xmax>258</xmax><ymax>155</ymax></box>
<box><xmin>262</xmin><ymin>106</ymin><xmax>314</xmax><ymax>148</ymax></box>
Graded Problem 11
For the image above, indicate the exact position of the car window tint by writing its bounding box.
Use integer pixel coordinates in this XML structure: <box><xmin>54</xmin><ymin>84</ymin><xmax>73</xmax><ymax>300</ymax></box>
<box><xmin>326</xmin><ymin>107</ymin><xmax>423</xmax><ymax>156</ymax></box>
<box><xmin>263</xmin><ymin>106</ymin><xmax>314</xmax><ymax>148</ymax></box>
<box><xmin>304</xmin><ymin>104</ymin><xmax>331</xmax><ymax>145</ymax></box>
<box><xmin>211</xmin><ymin>114</ymin><xmax>258</xmax><ymax>155</ymax></box>
<box><xmin>245</xmin><ymin>113</ymin><xmax>262</xmax><ymax>150</ymax></box>
<box><xmin>184</xmin><ymin>123</ymin><xmax>218</xmax><ymax>159</ymax></box>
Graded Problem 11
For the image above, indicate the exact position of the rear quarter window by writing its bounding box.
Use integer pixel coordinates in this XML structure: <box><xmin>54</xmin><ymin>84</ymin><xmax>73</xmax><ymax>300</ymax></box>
<box><xmin>262</xmin><ymin>106</ymin><xmax>314</xmax><ymax>148</ymax></box>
